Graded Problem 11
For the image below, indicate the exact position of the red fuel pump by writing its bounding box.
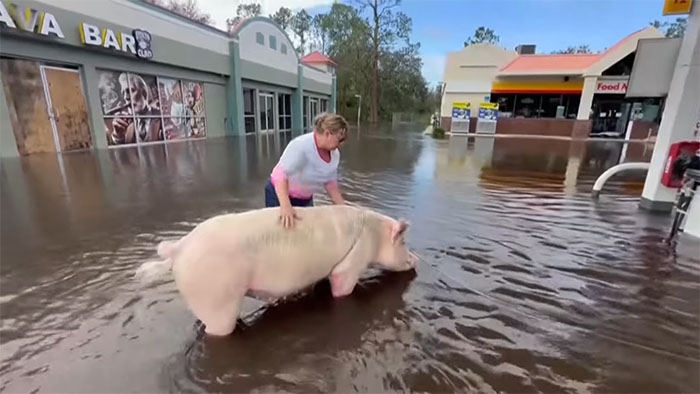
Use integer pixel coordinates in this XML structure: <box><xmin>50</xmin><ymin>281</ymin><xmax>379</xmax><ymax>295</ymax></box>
<box><xmin>661</xmin><ymin>141</ymin><xmax>700</xmax><ymax>188</ymax></box>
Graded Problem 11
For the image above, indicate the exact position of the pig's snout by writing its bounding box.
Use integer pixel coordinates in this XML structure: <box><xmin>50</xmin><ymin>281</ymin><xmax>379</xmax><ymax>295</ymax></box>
<box><xmin>407</xmin><ymin>251</ymin><xmax>419</xmax><ymax>269</ymax></box>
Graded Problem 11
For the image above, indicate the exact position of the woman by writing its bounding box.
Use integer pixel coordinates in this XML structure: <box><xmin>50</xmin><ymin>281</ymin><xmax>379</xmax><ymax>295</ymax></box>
<box><xmin>265</xmin><ymin>112</ymin><xmax>349</xmax><ymax>228</ymax></box>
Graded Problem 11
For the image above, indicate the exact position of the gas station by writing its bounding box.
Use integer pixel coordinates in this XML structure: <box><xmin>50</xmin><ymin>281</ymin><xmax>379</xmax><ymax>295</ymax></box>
<box><xmin>638</xmin><ymin>0</ymin><xmax>699</xmax><ymax>239</ymax></box>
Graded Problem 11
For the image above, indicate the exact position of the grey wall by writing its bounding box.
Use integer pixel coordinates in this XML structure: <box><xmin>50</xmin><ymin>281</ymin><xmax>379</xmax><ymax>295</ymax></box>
<box><xmin>203</xmin><ymin>83</ymin><xmax>227</xmax><ymax>138</ymax></box>
<box><xmin>241</xmin><ymin>80</ymin><xmax>294</xmax><ymax>94</ymax></box>
<box><xmin>1</xmin><ymin>35</ymin><xmax>228</xmax><ymax>153</ymax></box>
<box><xmin>240</xmin><ymin>60</ymin><xmax>297</xmax><ymax>88</ymax></box>
<box><xmin>1</xmin><ymin>0</ymin><xmax>231</xmax><ymax>75</ymax></box>
<box><xmin>0</xmin><ymin>69</ymin><xmax>17</xmax><ymax>157</ymax></box>
<box><xmin>302</xmin><ymin>77</ymin><xmax>332</xmax><ymax>95</ymax></box>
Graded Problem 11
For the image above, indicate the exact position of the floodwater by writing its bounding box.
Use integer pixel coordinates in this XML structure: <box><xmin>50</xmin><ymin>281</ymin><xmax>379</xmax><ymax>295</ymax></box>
<box><xmin>1</xmin><ymin>129</ymin><xmax>698</xmax><ymax>393</ymax></box>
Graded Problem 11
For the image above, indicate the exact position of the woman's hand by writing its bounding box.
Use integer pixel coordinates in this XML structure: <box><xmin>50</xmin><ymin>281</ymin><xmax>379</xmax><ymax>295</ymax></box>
<box><xmin>325</xmin><ymin>182</ymin><xmax>345</xmax><ymax>205</ymax></box>
<box><xmin>279</xmin><ymin>204</ymin><xmax>300</xmax><ymax>229</ymax></box>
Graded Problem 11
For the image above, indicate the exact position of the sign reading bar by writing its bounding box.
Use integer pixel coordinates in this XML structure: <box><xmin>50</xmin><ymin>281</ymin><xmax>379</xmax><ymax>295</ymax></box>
<box><xmin>79</xmin><ymin>23</ymin><xmax>153</xmax><ymax>59</ymax></box>
<box><xmin>663</xmin><ymin>0</ymin><xmax>693</xmax><ymax>15</ymax></box>
<box><xmin>0</xmin><ymin>1</ymin><xmax>153</xmax><ymax>59</ymax></box>
<box><xmin>595</xmin><ymin>78</ymin><xmax>629</xmax><ymax>94</ymax></box>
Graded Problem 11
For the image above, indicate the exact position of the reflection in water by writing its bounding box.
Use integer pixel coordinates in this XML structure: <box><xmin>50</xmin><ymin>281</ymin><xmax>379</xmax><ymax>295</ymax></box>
<box><xmin>1</xmin><ymin>131</ymin><xmax>698</xmax><ymax>393</ymax></box>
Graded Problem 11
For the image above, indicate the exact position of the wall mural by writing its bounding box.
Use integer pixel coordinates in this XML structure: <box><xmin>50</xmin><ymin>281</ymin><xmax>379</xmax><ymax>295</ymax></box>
<box><xmin>98</xmin><ymin>69</ymin><xmax>206</xmax><ymax>146</ymax></box>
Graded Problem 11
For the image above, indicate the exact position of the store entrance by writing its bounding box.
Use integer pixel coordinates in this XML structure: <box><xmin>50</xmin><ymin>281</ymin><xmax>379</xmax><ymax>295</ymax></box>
<box><xmin>590</xmin><ymin>94</ymin><xmax>628</xmax><ymax>136</ymax></box>
<box><xmin>258</xmin><ymin>92</ymin><xmax>275</xmax><ymax>134</ymax></box>
<box><xmin>40</xmin><ymin>66</ymin><xmax>93</xmax><ymax>151</ymax></box>
<box><xmin>0</xmin><ymin>58</ymin><xmax>92</xmax><ymax>154</ymax></box>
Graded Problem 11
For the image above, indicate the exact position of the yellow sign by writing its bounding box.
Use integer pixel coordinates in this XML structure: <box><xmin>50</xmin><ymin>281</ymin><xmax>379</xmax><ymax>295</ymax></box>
<box><xmin>452</xmin><ymin>102</ymin><xmax>470</xmax><ymax>109</ymax></box>
<box><xmin>663</xmin><ymin>0</ymin><xmax>693</xmax><ymax>15</ymax></box>
<box><xmin>479</xmin><ymin>102</ymin><xmax>499</xmax><ymax>110</ymax></box>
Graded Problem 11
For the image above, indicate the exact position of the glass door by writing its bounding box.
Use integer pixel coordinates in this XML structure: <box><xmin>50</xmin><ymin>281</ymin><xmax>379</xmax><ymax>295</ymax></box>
<box><xmin>258</xmin><ymin>93</ymin><xmax>275</xmax><ymax>134</ymax></box>
<box><xmin>309</xmin><ymin>98</ymin><xmax>319</xmax><ymax>129</ymax></box>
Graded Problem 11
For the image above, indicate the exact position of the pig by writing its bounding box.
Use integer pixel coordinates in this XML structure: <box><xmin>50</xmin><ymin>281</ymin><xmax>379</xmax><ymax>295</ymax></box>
<box><xmin>138</xmin><ymin>205</ymin><xmax>418</xmax><ymax>336</ymax></box>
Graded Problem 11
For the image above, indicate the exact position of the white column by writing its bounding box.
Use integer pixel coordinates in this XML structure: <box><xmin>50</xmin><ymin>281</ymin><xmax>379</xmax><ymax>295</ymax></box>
<box><xmin>640</xmin><ymin>2</ymin><xmax>700</xmax><ymax>211</ymax></box>
<box><xmin>576</xmin><ymin>76</ymin><xmax>597</xmax><ymax>120</ymax></box>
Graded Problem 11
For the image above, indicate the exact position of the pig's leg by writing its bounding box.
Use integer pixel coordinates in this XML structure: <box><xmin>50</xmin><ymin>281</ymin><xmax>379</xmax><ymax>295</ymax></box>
<box><xmin>330</xmin><ymin>269</ymin><xmax>359</xmax><ymax>298</ymax></box>
<box><xmin>199</xmin><ymin>287</ymin><xmax>245</xmax><ymax>336</ymax></box>
<box><xmin>177</xmin><ymin>255</ymin><xmax>248</xmax><ymax>336</ymax></box>
<box><xmin>329</xmin><ymin>245</ymin><xmax>370</xmax><ymax>298</ymax></box>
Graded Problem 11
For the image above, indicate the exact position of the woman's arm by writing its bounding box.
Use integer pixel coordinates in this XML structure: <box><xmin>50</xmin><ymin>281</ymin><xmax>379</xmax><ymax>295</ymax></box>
<box><xmin>274</xmin><ymin>177</ymin><xmax>299</xmax><ymax>228</ymax></box>
<box><xmin>325</xmin><ymin>181</ymin><xmax>345</xmax><ymax>205</ymax></box>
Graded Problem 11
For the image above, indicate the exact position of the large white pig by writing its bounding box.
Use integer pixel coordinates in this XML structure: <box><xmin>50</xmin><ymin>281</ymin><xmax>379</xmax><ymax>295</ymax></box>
<box><xmin>137</xmin><ymin>205</ymin><xmax>417</xmax><ymax>336</ymax></box>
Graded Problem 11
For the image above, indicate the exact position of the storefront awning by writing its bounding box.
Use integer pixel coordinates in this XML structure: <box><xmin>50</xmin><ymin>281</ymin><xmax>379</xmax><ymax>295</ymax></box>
<box><xmin>491</xmin><ymin>79</ymin><xmax>583</xmax><ymax>94</ymax></box>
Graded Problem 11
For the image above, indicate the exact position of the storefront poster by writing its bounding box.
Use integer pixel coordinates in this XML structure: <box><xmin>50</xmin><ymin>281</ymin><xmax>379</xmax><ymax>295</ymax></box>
<box><xmin>478</xmin><ymin>102</ymin><xmax>499</xmax><ymax>121</ymax></box>
<box><xmin>98</xmin><ymin>70</ymin><xmax>129</xmax><ymax>116</ymax></box>
<box><xmin>98</xmin><ymin>70</ymin><xmax>206</xmax><ymax>145</ymax></box>
<box><xmin>182</xmin><ymin>80</ymin><xmax>206</xmax><ymax>118</ymax></box>
<box><xmin>189</xmin><ymin>117</ymin><xmax>206</xmax><ymax>138</ymax></box>
<box><xmin>158</xmin><ymin>77</ymin><xmax>184</xmax><ymax>118</ymax></box>
<box><xmin>451</xmin><ymin>102</ymin><xmax>471</xmax><ymax>120</ymax></box>
<box><xmin>104</xmin><ymin>117</ymin><xmax>134</xmax><ymax>146</ymax></box>
<box><xmin>162</xmin><ymin>117</ymin><xmax>190</xmax><ymax>140</ymax></box>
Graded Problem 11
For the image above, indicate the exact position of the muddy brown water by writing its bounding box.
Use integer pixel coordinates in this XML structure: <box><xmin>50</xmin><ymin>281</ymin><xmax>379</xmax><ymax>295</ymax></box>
<box><xmin>1</xmin><ymin>130</ymin><xmax>698</xmax><ymax>393</ymax></box>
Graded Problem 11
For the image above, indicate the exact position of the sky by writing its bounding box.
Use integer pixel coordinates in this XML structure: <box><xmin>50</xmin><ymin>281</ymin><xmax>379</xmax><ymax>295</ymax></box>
<box><xmin>196</xmin><ymin>0</ymin><xmax>684</xmax><ymax>86</ymax></box>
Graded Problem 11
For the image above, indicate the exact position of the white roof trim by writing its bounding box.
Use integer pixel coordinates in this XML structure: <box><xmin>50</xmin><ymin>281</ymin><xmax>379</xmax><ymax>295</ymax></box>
<box><xmin>444</xmin><ymin>80</ymin><xmax>493</xmax><ymax>93</ymax></box>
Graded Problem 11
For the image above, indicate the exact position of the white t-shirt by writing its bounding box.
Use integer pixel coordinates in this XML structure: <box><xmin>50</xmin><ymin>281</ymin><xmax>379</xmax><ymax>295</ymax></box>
<box><xmin>270</xmin><ymin>132</ymin><xmax>339</xmax><ymax>199</ymax></box>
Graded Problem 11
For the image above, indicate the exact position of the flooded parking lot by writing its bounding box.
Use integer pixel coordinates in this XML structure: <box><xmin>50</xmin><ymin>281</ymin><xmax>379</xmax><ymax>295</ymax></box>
<box><xmin>1</xmin><ymin>130</ymin><xmax>698</xmax><ymax>393</ymax></box>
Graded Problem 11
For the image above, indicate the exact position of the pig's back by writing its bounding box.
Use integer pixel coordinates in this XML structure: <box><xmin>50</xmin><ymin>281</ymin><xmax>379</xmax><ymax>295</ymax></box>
<box><xmin>239</xmin><ymin>206</ymin><xmax>365</xmax><ymax>296</ymax></box>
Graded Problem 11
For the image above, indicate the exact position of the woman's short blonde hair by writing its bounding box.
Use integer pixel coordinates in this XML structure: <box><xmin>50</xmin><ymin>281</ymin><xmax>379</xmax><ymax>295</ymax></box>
<box><xmin>314</xmin><ymin>112</ymin><xmax>348</xmax><ymax>139</ymax></box>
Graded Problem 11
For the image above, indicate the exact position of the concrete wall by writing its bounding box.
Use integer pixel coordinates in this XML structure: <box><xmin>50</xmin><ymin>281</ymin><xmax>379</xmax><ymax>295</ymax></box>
<box><xmin>440</xmin><ymin>44</ymin><xmax>517</xmax><ymax>118</ymax></box>
<box><xmin>203</xmin><ymin>83</ymin><xmax>227</xmax><ymax>138</ymax></box>
<box><xmin>240</xmin><ymin>60</ymin><xmax>297</xmax><ymax>88</ymax></box>
<box><xmin>0</xmin><ymin>69</ymin><xmax>17</xmax><ymax>156</ymax></box>
<box><xmin>441</xmin><ymin>92</ymin><xmax>490</xmax><ymax>119</ymax></box>
<box><xmin>495</xmin><ymin>118</ymin><xmax>591</xmax><ymax>138</ymax></box>
<box><xmin>2</xmin><ymin>0</ymin><xmax>231</xmax><ymax>75</ymax></box>
<box><xmin>237</xmin><ymin>19</ymin><xmax>298</xmax><ymax>74</ymax></box>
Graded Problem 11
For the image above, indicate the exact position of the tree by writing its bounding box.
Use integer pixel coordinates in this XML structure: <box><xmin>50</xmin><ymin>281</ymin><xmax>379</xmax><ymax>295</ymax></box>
<box><xmin>321</xmin><ymin>4</ymin><xmax>372</xmax><ymax>118</ymax></box>
<box><xmin>270</xmin><ymin>7</ymin><xmax>293</xmax><ymax>31</ymax></box>
<box><xmin>226</xmin><ymin>3</ymin><xmax>262</xmax><ymax>33</ymax></box>
<box><xmin>649</xmin><ymin>17</ymin><xmax>687</xmax><ymax>37</ymax></box>
<box><xmin>145</xmin><ymin>0</ymin><xmax>212</xmax><ymax>25</ymax></box>
<box><xmin>552</xmin><ymin>45</ymin><xmax>593</xmax><ymax>54</ymax></box>
<box><xmin>354</xmin><ymin>0</ymin><xmax>409</xmax><ymax>123</ymax></box>
<box><xmin>311</xmin><ymin>14</ymin><xmax>331</xmax><ymax>53</ymax></box>
<box><xmin>665</xmin><ymin>17</ymin><xmax>687</xmax><ymax>37</ymax></box>
<box><xmin>464</xmin><ymin>26</ymin><xmax>499</xmax><ymax>46</ymax></box>
<box><xmin>291</xmin><ymin>10</ymin><xmax>312</xmax><ymax>55</ymax></box>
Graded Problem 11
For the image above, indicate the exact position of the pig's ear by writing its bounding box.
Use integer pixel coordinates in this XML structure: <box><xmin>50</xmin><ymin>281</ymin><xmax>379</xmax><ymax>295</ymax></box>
<box><xmin>391</xmin><ymin>219</ymin><xmax>409</xmax><ymax>243</ymax></box>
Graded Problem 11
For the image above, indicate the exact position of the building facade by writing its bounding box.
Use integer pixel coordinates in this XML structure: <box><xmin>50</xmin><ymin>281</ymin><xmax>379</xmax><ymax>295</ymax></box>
<box><xmin>0</xmin><ymin>0</ymin><xmax>336</xmax><ymax>157</ymax></box>
<box><xmin>440</xmin><ymin>27</ymin><xmax>668</xmax><ymax>138</ymax></box>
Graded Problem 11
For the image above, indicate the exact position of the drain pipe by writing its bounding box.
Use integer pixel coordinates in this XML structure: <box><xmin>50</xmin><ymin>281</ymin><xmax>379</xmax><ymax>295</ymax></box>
<box><xmin>592</xmin><ymin>162</ymin><xmax>651</xmax><ymax>198</ymax></box>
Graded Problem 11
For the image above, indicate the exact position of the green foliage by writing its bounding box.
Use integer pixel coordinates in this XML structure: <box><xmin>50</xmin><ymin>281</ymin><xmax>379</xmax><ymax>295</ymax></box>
<box><xmin>650</xmin><ymin>18</ymin><xmax>687</xmax><ymax>38</ymax></box>
<box><xmin>261</xmin><ymin>2</ymin><xmax>432</xmax><ymax>122</ymax></box>
<box><xmin>226</xmin><ymin>3</ymin><xmax>262</xmax><ymax>32</ymax></box>
<box><xmin>146</xmin><ymin>0</ymin><xmax>212</xmax><ymax>25</ymax></box>
<box><xmin>270</xmin><ymin>7</ymin><xmax>293</xmax><ymax>30</ymax></box>
<box><xmin>291</xmin><ymin>10</ymin><xmax>312</xmax><ymax>55</ymax></box>
<box><xmin>464</xmin><ymin>26</ymin><xmax>499</xmax><ymax>46</ymax></box>
<box><xmin>552</xmin><ymin>45</ymin><xmax>593</xmax><ymax>54</ymax></box>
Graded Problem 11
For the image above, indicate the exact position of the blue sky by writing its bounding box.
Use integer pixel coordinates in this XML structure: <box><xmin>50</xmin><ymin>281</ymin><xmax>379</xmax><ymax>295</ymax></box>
<box><xmin>202</xmin><ymin>0</ymin><xmax>683</xmax><ymax>86</ymax></box>
<box><xmin>398</xmin><ymin>0</ymin><xmax>682</xmax><ymax>86</ymax></box>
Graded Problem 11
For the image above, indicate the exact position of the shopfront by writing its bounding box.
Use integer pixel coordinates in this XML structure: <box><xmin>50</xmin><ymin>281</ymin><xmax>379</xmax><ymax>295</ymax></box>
<box><xmin>0</xmin><ymin>0</ymin><xmax>336</xmax><ymax>157</ymax></box>
<box><xmin>437</xmin><ymin>26</ymin><xmax>664</xmax><ymax>138</ymax></box>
